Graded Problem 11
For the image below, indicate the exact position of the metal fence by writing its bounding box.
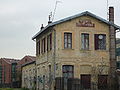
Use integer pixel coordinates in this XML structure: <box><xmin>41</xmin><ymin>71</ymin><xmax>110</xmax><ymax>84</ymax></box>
<box><xmin>55</xmin><ymin>77</ymin><xmax>110</xmax><ymax>90</ymax></box>
<box><xmin>55</xmin><ymin>77</ymin><xmax>82</xmax><ymax>90</ymax></box>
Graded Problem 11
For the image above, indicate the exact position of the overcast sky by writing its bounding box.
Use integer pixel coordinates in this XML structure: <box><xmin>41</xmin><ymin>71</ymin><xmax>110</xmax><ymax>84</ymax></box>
<box><xmin>0</xmin><ymin>0</ymin><xmax>120</xmax><ymax>59</ymax></box>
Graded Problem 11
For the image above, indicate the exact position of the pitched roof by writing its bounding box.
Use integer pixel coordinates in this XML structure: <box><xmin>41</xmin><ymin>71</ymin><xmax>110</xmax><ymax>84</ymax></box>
<box><xmin>21</xmin><ymin>61</ymin><xmax>36</xmax><ymax>67</ymax></box>
<box><xmin>27</xmin><ymin>55</ymin><xmax>36</xmax><ymax>61</ymax></box>
<box><xmin>1</xmin><ymin>58</ymin><xmax>19</xmax><ymax>64</ymax></box>
<box><xmin>17</xmin><ymin>55</ymin><xmax>36</xmax><ymax>65</ymax></box>
<box><xmin>32</xmin><ymin>11</ymin><xmax>120</xmax><ymax>40</ymax></box>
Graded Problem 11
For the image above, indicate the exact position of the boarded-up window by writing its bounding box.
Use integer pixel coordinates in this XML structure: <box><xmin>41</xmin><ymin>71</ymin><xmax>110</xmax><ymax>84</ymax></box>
<box><xmin>64</xmin><ymin>33</ymin><xmax>72</xmax><ymax>49</ymax></box>
<box><xmin>94</xmin><ymin>34</ymin><xmax>106</xmax><ymax>50</ymax></box>
<box><xmin>47</xmin><ymin>33</ymin><xmax>52</xmax><ymax>51</ymax></box>
<box><xmin>81</xmin><ymin>74</ymin><xmax>91</xmax><ymax>89</ymax></box>
<box><xmin>98</xmin><ymin>75</ymin><xmax>108</xmax><ymax>89</ymax></box>
<box><xmin>81</xmin><ymin>33</ymin><xmax>89</xmax><ymax>50</ymax></box>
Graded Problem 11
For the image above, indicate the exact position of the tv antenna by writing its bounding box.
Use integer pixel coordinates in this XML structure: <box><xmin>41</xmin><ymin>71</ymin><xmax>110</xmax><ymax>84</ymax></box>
<box><xmin>107</xmin><ymin>0</ymin><xmax>109</xmax><ymax>20</ymax></box>
<box><xmin>52</xmin><ymin>0</ymin><xmax>62</xmax><ymax>21</ymax></box>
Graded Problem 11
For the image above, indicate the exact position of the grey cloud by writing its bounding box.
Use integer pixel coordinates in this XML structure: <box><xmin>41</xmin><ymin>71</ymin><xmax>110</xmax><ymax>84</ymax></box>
<box><xmin>0</xmin><ymin>0</ymin><xmax>120</xmax><ymax>58</ymax></box>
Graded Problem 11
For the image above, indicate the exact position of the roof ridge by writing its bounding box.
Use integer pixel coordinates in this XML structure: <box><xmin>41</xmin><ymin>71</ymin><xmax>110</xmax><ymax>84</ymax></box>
<box><xmin>32</xmin><ymin>11</ymin><xmax>120</xmax><ymax>40</ymax></box>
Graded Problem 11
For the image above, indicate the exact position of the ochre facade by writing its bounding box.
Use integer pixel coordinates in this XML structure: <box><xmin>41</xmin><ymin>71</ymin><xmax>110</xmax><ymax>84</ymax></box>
<box><xmin>22</xmin><ymin>61</ymin><xmax>36</xmax><ymax>89</ymax></box>
<box><xmin>36</xmin><ymin>15</ymin><xmax>110</xmax><ymax>90</ymax></box>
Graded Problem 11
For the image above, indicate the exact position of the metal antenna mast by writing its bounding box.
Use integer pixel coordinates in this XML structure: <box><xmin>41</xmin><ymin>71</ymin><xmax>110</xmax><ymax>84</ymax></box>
<box><xmin>52</xmin><ymin>0</ymin><xmax>61</xmax><ymax>21</ymax></box>
<box><xmin>107</xmin><ymin>0</ymin><xmax>109</xmax><ymax>20</ymax></box>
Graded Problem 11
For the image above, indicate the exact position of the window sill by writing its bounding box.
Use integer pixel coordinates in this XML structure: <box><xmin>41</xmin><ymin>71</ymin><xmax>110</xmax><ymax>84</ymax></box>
<box><xmin>80</xmin><ymin>49</ymin><xmax>90</xmax><ymax>51</ymax></box>
<box><xmin>80</xmin><ymin>49</ymin><xmax>91</xmax><ymax>53</ymax></box>
<box><xmin>95</xmin><ymin>50</ymin><xmax>108</xmax><ymax>52</ymax></box>
<box><xmin>63</xmin><ymin>48</ymin><xmax>74</xmax><ymax>50</ymax></box>
<box><xmin>47</xmin><ymin>50</ymin><xmax>52</xmax><ymax>53</ymax></box>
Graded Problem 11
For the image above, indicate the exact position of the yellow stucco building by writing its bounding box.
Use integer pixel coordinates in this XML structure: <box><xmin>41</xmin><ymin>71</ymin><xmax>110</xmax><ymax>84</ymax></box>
<box><xmin>32</xmin><ymin>8</ymin><xmax>120</xmax><ymax>90</ymax></box>
<box><xmin>22</xmin><ymin>61</ymin><xmax>36</xmax><ymax>89</ymax></box>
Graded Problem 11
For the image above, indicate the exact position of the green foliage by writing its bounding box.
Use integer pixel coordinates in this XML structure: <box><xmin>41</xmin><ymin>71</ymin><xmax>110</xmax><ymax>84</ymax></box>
<box><xmin>21</xmin><ymin>88</ymin><xmax>29</xmax><ymax>90</ymax></box>
<box><xmin>0</xmin><ymin>88</ymin><xmax>28</xmax><ymax>90</ymax></box>
<box><xmin>6</xmin><ymin>88</ymin><xmax>13</xmax><ymax>90</ymax></box>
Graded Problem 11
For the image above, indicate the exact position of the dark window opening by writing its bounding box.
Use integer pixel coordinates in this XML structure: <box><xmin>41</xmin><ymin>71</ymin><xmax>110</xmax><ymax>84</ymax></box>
<box><xmin>81</xmin><ymin>74</ymin><xmax>91</xmax><ymax>89</ymax></box>
<box><xmin>98</xmin><ymin>75</ymin><xmax>108</xmax><ymax>89</ymax></box>
<box><xmin>41</xmin><ymin>38</ymin><xmax>46</xmax><ymax>53</ymax></box>
<box><xmin>11</xmin><ymin>63</ymin><xmax>17</xmax><ymax>82</ymax></box>
<box><xmin>0</xmin><ymin>66</ymin><xmax>2</xmax><ymax>83</ymax></box>
<box><xmin>25</xmin><ymin>59</ymin><xmax>27</xmax><ymax>62</ymax></box>
<box><xmin>36</xmin><ymin>40</ymin><xmax>40</xmax><ymax>55</ymax></box>
<box><xmin>47</xmin><ymin>33</ymin><xmax>52</xmax><ymax>51</ymax></box>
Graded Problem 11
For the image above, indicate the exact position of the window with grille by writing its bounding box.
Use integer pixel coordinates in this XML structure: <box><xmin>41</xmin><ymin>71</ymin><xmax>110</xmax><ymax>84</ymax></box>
<box><xmin>64</xmin><ymin>33</ymin><xmax>72</xmax><ymax>49</ymax></box>
<box><xmin>81</xmin><ymin>33</ymin><xmax>89</xmax><ymax>50</ymax></box>
<box><xmin>94</xmin><ymin>34</ymin><xmax>106</xmax><ymax>50</ymax></box>
<box><xmin>47</xmin><ymin>33</ymin><xmax>52</xmax><ymax>51</ymax></box>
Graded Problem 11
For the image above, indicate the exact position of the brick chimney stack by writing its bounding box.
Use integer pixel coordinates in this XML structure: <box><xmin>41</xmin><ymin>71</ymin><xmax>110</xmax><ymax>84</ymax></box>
<box><xmin>109</xmin><ymin>6</ymin><xmax>117</xmax><ymax>89</ymax></box>
<box><xmin>109</xmin><ymin>7</ymin><xmax>114</xmax><ymax>23</ymax></box>
<box><xmin>41</xmin><ymin>24</ymin><xmax>44</xmax><ymax>30</ymax></box>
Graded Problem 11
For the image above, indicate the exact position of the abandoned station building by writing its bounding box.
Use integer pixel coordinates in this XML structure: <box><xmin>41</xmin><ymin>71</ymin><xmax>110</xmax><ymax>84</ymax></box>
<box><xmin>31</xmin><ymin>7</ymin><xmax>120</xmax><ymax>90</ymax></box>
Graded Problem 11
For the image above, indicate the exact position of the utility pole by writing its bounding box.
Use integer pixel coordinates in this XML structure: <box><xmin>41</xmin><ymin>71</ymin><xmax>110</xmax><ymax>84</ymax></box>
<box><xmin>53</xmin><ymin>28</ymin><xmax>56</xmax><ymax>90</ymax></box>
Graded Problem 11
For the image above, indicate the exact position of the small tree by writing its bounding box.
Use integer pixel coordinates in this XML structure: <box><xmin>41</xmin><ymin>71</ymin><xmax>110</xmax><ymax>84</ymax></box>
<box><xmin>91</xmin><ymin>57</ymin><xmax>108</xmax><ymax>90</ymax></box>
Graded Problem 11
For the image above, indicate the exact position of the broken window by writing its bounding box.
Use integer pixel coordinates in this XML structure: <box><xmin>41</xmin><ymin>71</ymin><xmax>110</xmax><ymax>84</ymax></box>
<box><xmin>94</xmin><ymin>34</ymin><xmax>106</xmax><ymax>50</ymax></box>
<box><xmin>81</xmin><ymin>33</ymin><xmax>89</xmax><ymax>50</ymax></box>
<box><xmin>64</xmin><ymin>33</ymin><xmax>72</xmax><ymax>49</ymax></box>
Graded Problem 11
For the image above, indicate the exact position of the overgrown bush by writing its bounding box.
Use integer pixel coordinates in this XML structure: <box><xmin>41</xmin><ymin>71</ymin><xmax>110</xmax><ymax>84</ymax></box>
<box><xmin>0</xmin><ymin>88</ymin><xmax>13</xmax><ymax>90</ymax></box>
<box><xmin>21</xmin><ymin>88</ymin><xmax>29</xmax><ymax>90</ymax></box>
<box><xmin>6</xmin><ymin>89</ymin><xmax>13</xmax><ymax>90</ymax></box>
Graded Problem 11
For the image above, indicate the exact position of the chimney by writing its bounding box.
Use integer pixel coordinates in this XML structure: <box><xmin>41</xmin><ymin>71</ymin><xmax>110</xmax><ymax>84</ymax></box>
<box><xmin>48</xmin><ymin>15</ymin><xmax>52</xmax><ymax>24</ymax></box>
<box><xmin>41</xmin><ymin>24</ymin><xmax>44</xmax><ymax>30</ymax></box>
<box><xmin>109</xmin><ymin>6</ymin><xmax>117</xmax><ymax>89</ymax></box>
<box><xmin>48</xmin><ymin>21</ymin><xmax>52</xmax><ymax>24</ymax></box>
<box><xmin>109</xmin><ymin>7</ymin><xmax>114</xmax><ymax>23</ymax></box>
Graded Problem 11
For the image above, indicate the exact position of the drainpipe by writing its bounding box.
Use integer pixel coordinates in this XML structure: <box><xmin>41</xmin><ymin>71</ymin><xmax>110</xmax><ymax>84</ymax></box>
<box><xmin>53</xmin><ymin>28</ymin><xmax>56</xmax><ymax>89</ymax></box>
